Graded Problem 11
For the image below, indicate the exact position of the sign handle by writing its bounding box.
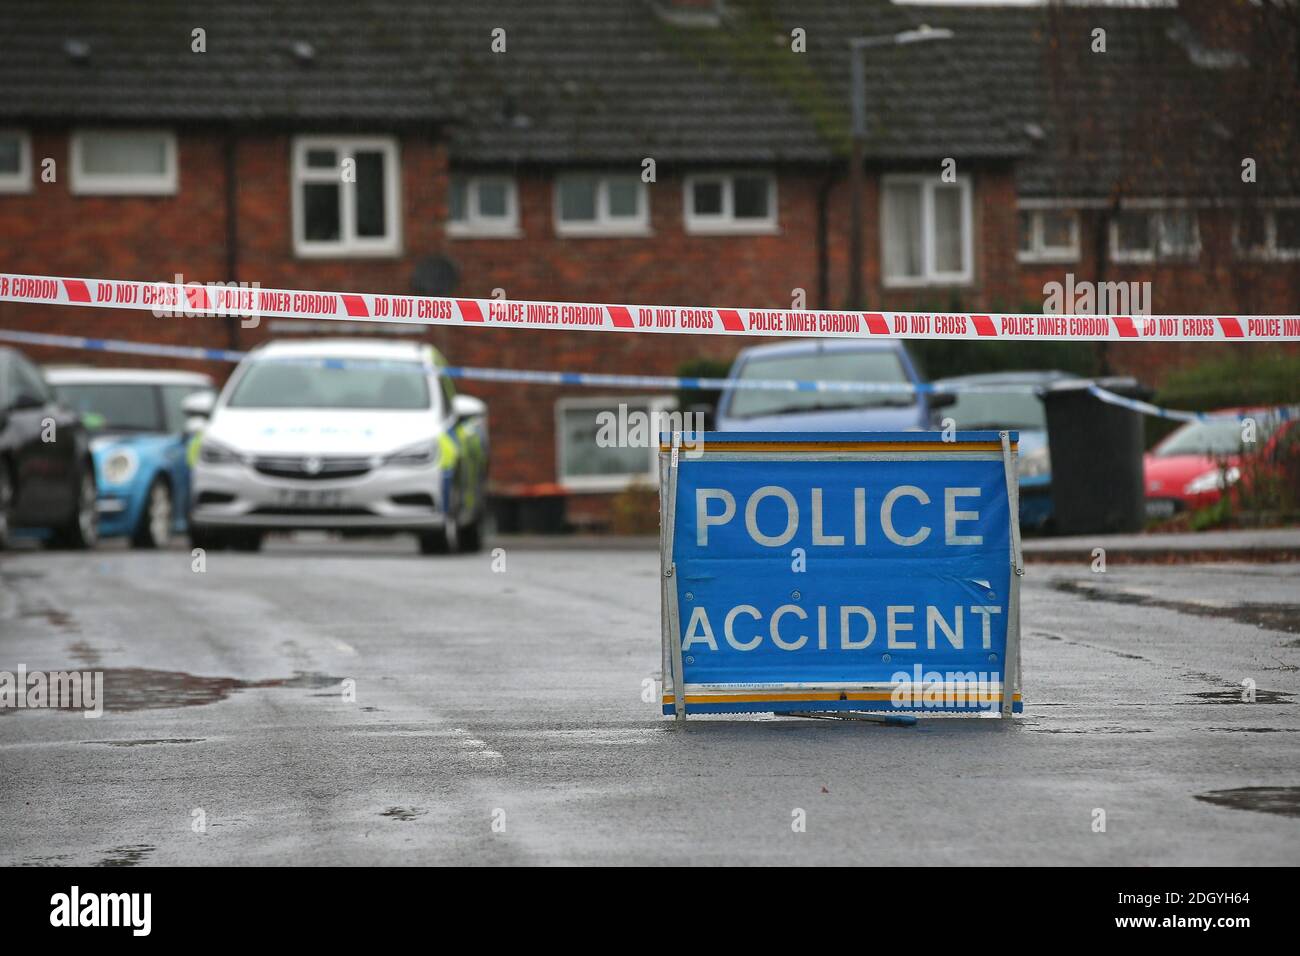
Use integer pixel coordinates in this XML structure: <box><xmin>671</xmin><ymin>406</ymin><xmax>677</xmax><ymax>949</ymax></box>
<box><xmin>1000</xmin><ymin>431</ymin><xmax>1024</xmax><ymax>718</ymax></box>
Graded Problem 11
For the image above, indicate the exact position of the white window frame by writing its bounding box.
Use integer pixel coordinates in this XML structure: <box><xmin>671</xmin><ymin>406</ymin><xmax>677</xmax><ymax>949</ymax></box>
<box><xmin>553</xmin><ymin>173</ymin><xmax>651</xmax><ymax>237</ymax></box>
<box><xmin>447</xmin><ymin>174</ymin><xmax>521</xmax><ymax>238</ymax></box>
<box><xmin>291</xmin><ymin>135</ymin><xmax>401</xmax><ymax>258</ymax></box>
<box><xmin>1109</xmin><ymin>206</ymin><xmax>1200</xmax><ymax>263</ymax></box>
<box><xmin>555</xmin><ymin>394</ymin><xmax>673</xmax><ymax>492</ymax></box>
<box><xmin>1233</xmin><ymin>203</ymin><xmax>1300</xmax><ymax>262</ymax></box>
<box><xmin>0</xmin><ymin>130</ymin><xmax>32</xmax><ymax>193</ymax></box>
<box><xmin>683</xmin><ymin>171</ymin><xmax>778</xmax><ymax>235</ymax></box>
<box><xmin>1016</xmin><ymin>206</ymin><xmax>1080</xmax><ymax>263</ymax></box>
<box><xmin>69</xmin><ymin>128</ymin><xmax>178</xmax><ymax>195</ymax></box>
<box><xmin>880</xmin><ymin>173</ymin><xmax>974</xmax><ymax>288</ymax></box>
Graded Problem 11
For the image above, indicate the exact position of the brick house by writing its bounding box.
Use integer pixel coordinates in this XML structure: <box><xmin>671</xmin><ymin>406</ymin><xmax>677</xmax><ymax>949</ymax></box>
<box><xmin>0</xmin><ymin>0</ymin><xmax>1296</xmax><ymax>529</ymax></box>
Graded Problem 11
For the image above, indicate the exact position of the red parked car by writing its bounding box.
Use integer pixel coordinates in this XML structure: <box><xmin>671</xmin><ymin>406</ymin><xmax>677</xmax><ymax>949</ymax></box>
<box><xmin>1144</xmin><ymin>407</ymin><xmax>1297</xmax><ymax>519</ymax></box>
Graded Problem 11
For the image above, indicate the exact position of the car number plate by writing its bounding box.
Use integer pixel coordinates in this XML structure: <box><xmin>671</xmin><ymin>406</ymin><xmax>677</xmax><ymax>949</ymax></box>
<box><xmin>274</xmin><ymin>488</ymin><xmax>347</xmax><ymax>510</ymax></box>
<box><xmin>1145</xmin><ymin>498</ymin><xmax>1176</xmax><ymax>519</ymax></box>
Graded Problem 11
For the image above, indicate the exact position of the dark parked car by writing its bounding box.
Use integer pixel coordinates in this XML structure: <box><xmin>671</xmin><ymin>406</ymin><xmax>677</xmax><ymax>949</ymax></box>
<box><xmin>931</xmin><ymin>370</ymin><xmax>1078</xmax><ymax>532</ymax></box>
<box><xmin>0</xmin><ymin>347</ymin><xmax>98</xmax><ymax>549</ymax></box>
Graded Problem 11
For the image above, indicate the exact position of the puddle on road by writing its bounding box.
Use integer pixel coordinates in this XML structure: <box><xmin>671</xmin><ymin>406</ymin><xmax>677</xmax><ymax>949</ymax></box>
<box><xmin>22</xmin><ymin>608</ymin><xmax>79</xmax><ymax>630</ymax></box>
<box><xmin>1029</xmin><ymin>726</ymin><xmax>1153</xmax><ymax>734</ymax></box>
<box><xmin>95</xmin><ymin>844</ymin><xmax>155</xmax><ymax>867</ymax></box>
<box><xmin>66</xmin><ymin>641</ymin><xmax>101</xmax><ymax>666</ymax></box>
<box><xmin>0</xmin><ymin>568</ymin><xmax>45</xmax><ymax>580</ymax></box>
<box><xmin>84</xmin><ymin>738</ymin><xmax>205</xmax><ymax>747</ymax></box>
<box><xmin>2</xmin><ymin>668</ymin><xmax>345</xmax><ymax>714</ymax></box>
<box><xmin>1052</xmin><ymin>580</ymin><xmax>1300</xmax><ymax>635</ymax></box>
<box><xmin>1194</xmin><ymin>786</ymin><xmax>1300</xmax><ymax>819</ymax></box>
<box><xmin>1207</xmin><ymin>727</ymin><xmax>1300</xmax><ymax>733</ymax></box>
<box><xmin>380</xmin><ymin>806</ymin><xmax>426</xmax><ymax>822</ymax></box>
<box><xmin>1188</xmin><ymin>688</ymin><xmax>1295</xmax><ymax>705</ymax></box>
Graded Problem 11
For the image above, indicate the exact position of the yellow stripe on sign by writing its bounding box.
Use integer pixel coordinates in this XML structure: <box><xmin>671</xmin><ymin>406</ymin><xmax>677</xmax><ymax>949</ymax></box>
<box><xmin>657</xmin><ymin>441</ymin><xmax>1013</xmax><ymax>454</ymax></box>
<box><xmin>662</xmin><ymin>691</ymin><xmax>1022</xmax><ymax>704</ymax></box>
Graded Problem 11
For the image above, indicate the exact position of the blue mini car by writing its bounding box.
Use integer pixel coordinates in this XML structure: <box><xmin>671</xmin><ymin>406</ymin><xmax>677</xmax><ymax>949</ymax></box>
<box><xmin>46</xmin><ymin>367</ymin><xmax>215</xmax><ymax>548</ymax></box>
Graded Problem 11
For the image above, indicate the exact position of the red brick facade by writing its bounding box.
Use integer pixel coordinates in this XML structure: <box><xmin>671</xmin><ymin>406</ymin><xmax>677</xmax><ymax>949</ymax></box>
<box><xmin>1</xmin><ymin>130</ymin><xmax>1296</xmax><ymax>528</ymax></box>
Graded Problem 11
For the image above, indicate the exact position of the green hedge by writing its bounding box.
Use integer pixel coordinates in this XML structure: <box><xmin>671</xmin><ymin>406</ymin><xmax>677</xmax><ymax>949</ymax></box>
<box><xmin>1154</xmin><ymin>352</ymin><xmax>1300</xmax><ymax>409</ymax></box>
<box><xmin>674</xmin><ymin>356</ymin><xmax>734</xmax><ymax>414</ymax></box>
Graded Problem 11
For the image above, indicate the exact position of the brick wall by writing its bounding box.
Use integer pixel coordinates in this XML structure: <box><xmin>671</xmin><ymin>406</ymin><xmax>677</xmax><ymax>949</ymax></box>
<box><xmin>0</xmin><ymin>129</ymin><xmax>230</xmax><ymax>355</ymax></box>
<box><xmin>1016</xmin><ymin>207</ymin><xmax>1300</xmax><ymax>381</ymax></box>
<box><xmin>0</xmin><ymin>127</ymin><xmax>450</xmax><ymax>364</ymax></box>
<box><xmin>2</xmin><ymin>134</ymin><xmax>1296</xmax><ymax>530</ymax></box>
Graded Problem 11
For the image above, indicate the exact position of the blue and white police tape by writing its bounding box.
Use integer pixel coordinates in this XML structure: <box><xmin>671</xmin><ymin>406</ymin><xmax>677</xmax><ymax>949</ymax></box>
<box><xmin>1085</xmin><ymin>384</ymin><xmax>1300</xmax><ymax>424</ymax></box>
<box><xmin>0</xmin><ymin>328</ymin><xmax>247</xmax><ymax>364</ymax></box>
<box><xmin>2</xmin><ymin>327</ymin><xmax>1294</xmax><ymax>424</ymax></box>
<box><xmin>0</xmin><ymin>327</ymin><xmax>965</xmax><ymax>396</ymax></box>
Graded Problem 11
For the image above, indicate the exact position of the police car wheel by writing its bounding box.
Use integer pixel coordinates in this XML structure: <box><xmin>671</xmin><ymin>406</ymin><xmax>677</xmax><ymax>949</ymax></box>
<box><xmin>189</xmin><ymin>524</ymin><xmax>229</xmax><ymax>551</ymax></box>
<box><xmin>418</xmin><ymin>519</ymin><xmax>457</xmax><ymax>555</ymax></box>
<box><xmin>458</xmin><ymin>514</ymin><xmax>483</xmax><ymax>553</ymax></box>
<box><xmin>231</xmin><ymin>531</ymin><xmax>263</xmax><ymax>552</ymax></box>
<box><xmin>418</xmin><ymin>504</ymin><xmax>460</xmax><ymax>554</ymax></box>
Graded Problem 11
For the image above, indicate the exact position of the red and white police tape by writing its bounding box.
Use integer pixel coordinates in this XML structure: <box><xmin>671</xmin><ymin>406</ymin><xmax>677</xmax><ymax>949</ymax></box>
<box><xmin>2</xmin><ymin>272</ymin><xmax>1299</xmax><ymax>342</ymax></box>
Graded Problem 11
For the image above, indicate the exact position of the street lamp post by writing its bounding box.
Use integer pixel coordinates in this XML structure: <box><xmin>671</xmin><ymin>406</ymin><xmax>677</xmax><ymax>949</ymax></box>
<box><xmin>847</xmin><ymin>25</ymin><xmax>954</xmax><ymax>310</ymax></box>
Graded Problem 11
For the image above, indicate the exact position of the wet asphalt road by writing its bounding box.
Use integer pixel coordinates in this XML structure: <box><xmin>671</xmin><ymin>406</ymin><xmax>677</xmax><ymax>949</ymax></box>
<box><xmin>1</xmin><ymin>537</ymin><xmax>1298</xmax><ymax>866</ymax></box>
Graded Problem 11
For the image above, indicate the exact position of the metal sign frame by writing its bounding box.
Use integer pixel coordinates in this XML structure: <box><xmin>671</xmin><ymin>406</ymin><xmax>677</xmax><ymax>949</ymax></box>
<box><xmin>658</xmin><ymin>431</ymin><xmax>1024</xmax><ymax>725</ymax></box>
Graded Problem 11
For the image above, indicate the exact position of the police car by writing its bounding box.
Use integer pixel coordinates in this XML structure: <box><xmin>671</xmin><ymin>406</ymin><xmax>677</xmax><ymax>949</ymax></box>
<box><xmin>185</xmin><ymin>339</ymin><xmax>488</xmax><ymax>554</ymax></box>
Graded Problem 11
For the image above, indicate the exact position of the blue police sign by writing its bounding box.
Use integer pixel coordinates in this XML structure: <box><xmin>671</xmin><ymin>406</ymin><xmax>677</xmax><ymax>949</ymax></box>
<box><xmin>658</xmin><ymin>432</ymin><xmax>1023</xmax><ymax>721</ymax></box>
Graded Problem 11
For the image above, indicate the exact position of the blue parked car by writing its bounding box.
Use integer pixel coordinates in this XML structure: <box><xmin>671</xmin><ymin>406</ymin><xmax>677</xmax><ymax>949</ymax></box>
<box><xmin>715</xmin><ymin>339</ymin><xmax>953</xmax><ymax>432</ymax></box>
<box><xmin>46</xmin><ymin>367</ymin><xmax>215</xmax><ymax>548</ymax></box>
<box><xmin>931</xmin><ymin>370</ymin><xmax>1077</xmax><ymax>532</ymax></box>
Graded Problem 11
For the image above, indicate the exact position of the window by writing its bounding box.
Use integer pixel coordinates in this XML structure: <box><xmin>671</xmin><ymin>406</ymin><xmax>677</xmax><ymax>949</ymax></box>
<box><xmin>1017</xmin><ymin>208</ymin><xmax>1079</xmax><ymax>262</ymax></box>
<box><xmin>292</xmin><ymin>136</ymin><xmax>400</xmax><ymax>256</ymax></box>
<box><xmin>447</xmin><ymin>174</ymin><xmax>520</xmax><ymax>237</ymax></box>
<box><xmin>1234</xmin><ymin>206</ymin><xmax>1300</xmax><ymax>262</ymax></box>
<box><xmin>1110</xmin><ymin>207</ymin><xmax>1199</xmax><ymax>262</ymax></box>
<box><xmin>880</xmin><ymin>175</ymin><xmax>973</xmax><ymax>286</ymax></box>
<box><xmin>70</xmin><ymin>130</ymin><xmax>177</xmax><ymax>195</ymax></box>
<box><xmin>554</xmin><ymin>173</ymin><xmax>649</xmax><ymax>236</ymax></box>
<box><xmin>0</xmin><ymin>130</ymin><xmax>31</xmax><ymax>192</ymax></box>
<box><xmin>556</xmin><ymin>396</ymin><xmax>672</xmax><ymax>490</ymax></box>
<box><xmin>684</xmin><ymin>172</ymin><xmax>777</xmax><ymax>233</ymax></box>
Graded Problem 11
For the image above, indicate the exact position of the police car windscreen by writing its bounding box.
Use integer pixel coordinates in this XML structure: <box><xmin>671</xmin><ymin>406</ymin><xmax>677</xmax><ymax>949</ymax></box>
<box><xmin>227</xmin><ymin>358</ymin><xmax>431</xmax><ymax>411</ymax></box>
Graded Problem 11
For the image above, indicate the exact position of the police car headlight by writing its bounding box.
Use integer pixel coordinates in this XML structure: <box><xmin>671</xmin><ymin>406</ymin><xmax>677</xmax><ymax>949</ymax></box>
<box><xmin>384</xmin><ymin>441</ymin><xmax>439</xmax><ymax>467</ymax></box>
<box><xmin>1185</xmin><ymin>466</ymin><xmax>1239</xmax><ymax>495</ymax></box>
<box><xmin>199</xmin><ymin>439</ymin><xmax>244</xmax><ymax>466</ymax></box>
<box><xmin>1017</xmin><ymin>446</ymin><xmax>1051</xmax><ymax>480</ymax></box>
<box><xmin>102</xmin><ymin>449</ymin><xmax>138</xmax><ymax>485</ymax></box>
